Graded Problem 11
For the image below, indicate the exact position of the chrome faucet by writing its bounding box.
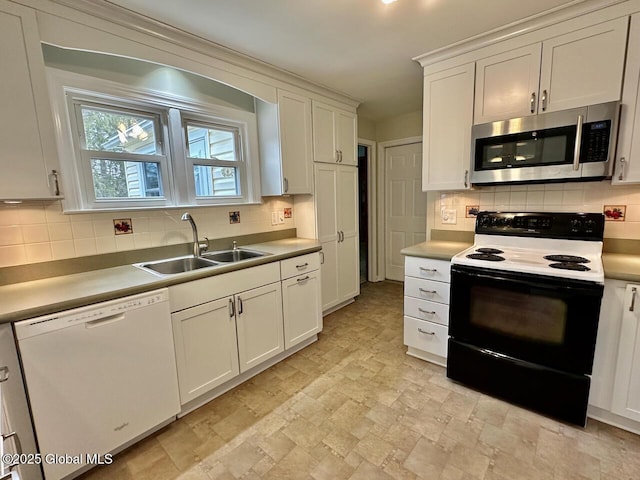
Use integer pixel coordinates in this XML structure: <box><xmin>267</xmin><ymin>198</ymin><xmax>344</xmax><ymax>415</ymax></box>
<box><xmin>181</xmin><ymin>212</ymin><xmax>208</xmax><ymax>257</ymax></box>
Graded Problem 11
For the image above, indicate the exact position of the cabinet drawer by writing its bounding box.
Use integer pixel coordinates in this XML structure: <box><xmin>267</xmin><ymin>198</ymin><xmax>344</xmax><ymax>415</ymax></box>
<box><xmin>404</xmin><ymin>256</ymin><xmax>450</xmax><ymax>283</ymax></box>
<box><xmin>404</xmin><ymin>296</ymin><xmax>449</xmax><ymax>326</ymax></box>
<box><xmin>404</xmin><ymin>277</ymin><xmax>450</xmax><ymax>304</ymax></box>
<box><xmin>404</xmin><ymin>316</ymin><xmax>448</xmax><ymax>358</ymax></box>
<box><xmin>280</xmin><ymin>252</ymin><xmax>320</xmax><ymax>280</ymax></box>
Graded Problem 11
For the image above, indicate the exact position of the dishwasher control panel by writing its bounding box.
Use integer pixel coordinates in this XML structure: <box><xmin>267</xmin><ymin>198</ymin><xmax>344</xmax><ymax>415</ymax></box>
<box><xmin>14</xmin><ymin>289</ymin><xmax>168</xmax><ymax>340</ymax></box>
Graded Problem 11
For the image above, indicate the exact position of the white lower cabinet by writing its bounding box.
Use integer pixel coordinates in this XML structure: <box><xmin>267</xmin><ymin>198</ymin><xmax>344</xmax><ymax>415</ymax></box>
<box><xmin>236</xmin><ymin>282</ymin><xmax>284</xmax><ymax>372</ymax></box>
<box><xmin>172</xmin><ymin>297</ymin><xmax>240</xmax><ymax>405</ymax></box>
<box><xmin>281</xmin><ymin>253</ymin><xmax>323</xmax><ymax>349</ymax></box>
<box><xmin>403</xmin><ymin>256</ymin><xmax>451</xmax><ymax>366</ymax></box>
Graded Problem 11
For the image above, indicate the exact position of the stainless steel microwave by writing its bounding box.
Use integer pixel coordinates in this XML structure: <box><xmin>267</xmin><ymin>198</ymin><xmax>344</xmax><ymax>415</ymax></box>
<box><xmin>470</xmin><ymin>101</ymin><xmax>620</xmax><ymax>185</ymax></box>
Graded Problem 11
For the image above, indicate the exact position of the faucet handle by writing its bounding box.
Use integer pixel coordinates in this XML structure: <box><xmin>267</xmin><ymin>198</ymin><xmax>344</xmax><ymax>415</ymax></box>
<box><xmin>199</xmin><ymin>237</ymin><xmax>209</xmax><ymax>254</ymax></box>
<box><xmin>232</xmin><ymin>241</ymin><xmax>237</xmax><ymax>250</ymax></box>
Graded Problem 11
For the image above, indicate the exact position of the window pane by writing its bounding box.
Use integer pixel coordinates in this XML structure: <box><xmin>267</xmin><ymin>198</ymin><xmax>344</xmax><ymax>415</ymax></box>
<box><xmin>193</xmin><ymin>165</ymin><xmax>239</xmax><ymax>197</ymax></box>
<box><xmin>90</xmin><ymin>158</ymin><xmax>162</xmax><ymax>199</ymax></box>
<box><xmin>187</xmin><ymin>124</ymin><xmax>237</xmax><ymax>161</ymax></box>
<box><xmin>81</xmin><ymin>106</ymin><xmax>159</xmax><ymax>155</ymax></box>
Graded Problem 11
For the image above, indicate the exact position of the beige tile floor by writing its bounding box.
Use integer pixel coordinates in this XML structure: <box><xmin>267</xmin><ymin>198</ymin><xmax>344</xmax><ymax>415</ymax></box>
<box><xmin>80</xmin><ymin>281</ymin><xmax>640</xmax><ymax>480</ymax></box>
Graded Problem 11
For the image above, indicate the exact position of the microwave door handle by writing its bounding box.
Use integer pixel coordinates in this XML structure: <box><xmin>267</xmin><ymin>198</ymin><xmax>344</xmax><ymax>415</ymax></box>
<box><xmin>573</xmin><ymin>114</ymin><xmax>584</xmax><ymax>171</ymax></box>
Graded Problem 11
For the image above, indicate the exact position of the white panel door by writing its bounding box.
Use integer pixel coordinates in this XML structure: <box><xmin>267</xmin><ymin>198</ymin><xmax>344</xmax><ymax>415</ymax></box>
<box><xmin>172</xmin><ymin>297</ymin><xmax>240</xmax><ymax>404</ymax></box>
<box><xmin>312</xmin><ymin>102</ymin><xmax>337</xmax><ymax>164</ymax></box>
<box><xmin>612</xmin><ymin>284</ymin><xmax>640</xmax><ymax>422</ymax></box>
<box><xmin>422</xmin><ymin>63</ymin><xmax>474</xmax><ymax>191</ymax></box>
<box><xmin>540</xmin><ymin>17</ymin><xmax>627</xmax><ymax>113</ymax></box>
<box><xmin>474</xmin><ymin>44</ymin><xmax>542</xmax><ymax>124</ymax></box>
<box><xmin>385</xmin><ymin>143</ymin><xmax>426</xmax><ymax>281</ymax></box>
<box><xmin>236</xmin><ymin>282</ymin><xmax>284</xmax><ymax>373</ymax></box>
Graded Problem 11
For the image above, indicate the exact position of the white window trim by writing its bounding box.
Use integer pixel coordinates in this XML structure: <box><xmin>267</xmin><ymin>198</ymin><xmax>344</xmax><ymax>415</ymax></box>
<box><xmin>46</xmin><ymin>67</ymin><xmax>262</xmax><ymax>212</ymax></box>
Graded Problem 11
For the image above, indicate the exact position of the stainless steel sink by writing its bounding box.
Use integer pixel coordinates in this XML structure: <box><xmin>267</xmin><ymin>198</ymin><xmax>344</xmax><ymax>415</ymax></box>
<box><xmin>202</xmin><ymin>248</ymin><xmax>268</xmax><ymax>263</ymax></box>
<box><xmin>135</xmin><ymin>256</ymin><xmax>219</xmax><ymax>276</ymax></box>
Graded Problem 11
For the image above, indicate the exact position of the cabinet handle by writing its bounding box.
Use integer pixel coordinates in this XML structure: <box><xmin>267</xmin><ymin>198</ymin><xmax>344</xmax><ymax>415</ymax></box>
<box><xmin>630</xmin><ymin>287</ymin><xmax>637</xmax><ymax>312</ymax></box>
<box><xmin>336</xmin><ymin>150</ymin><xmax>340</xmax><ymax>163</ymax></box>
<box><xmin>297</xmin><ymin>275</ymin><xmax>310</xmax><ymax>283</ymax></box>
<box><xmin>530</xmin><ymin>92</ymin><xmax>536</xmax><ymax>113</ymax></box>
<box><xmin>418</xmin><ymin>288</ymin><xmax>437</xmax><ymax>295</ymax></box>
<box><xmin>296</xmin><ymin>262</ymin><xmax>309</xmax><ymax>269</ymax></box>
<box><xmin>541</xmin><ymin>89</ymin><xmax>548</xmax><ymax>111</ymax></box>
<box><xmin>618</xmin><ymin>157</ymin><xmax>627</xmax><ymax>181</ymax></box>
<box><xmin>0</xmin><ymin>366</ymin><xmax>8</xmax><ymax>383</ymax></box>
<box><xmin>238</xmin><ymin>297</ymin><xmax>243</xmax><ymax>315</ymax></box>
<box><xmin>573</xmin><ymin>114</ymin><xmax>583</xmax><ymax>171</ymax></box>
<box><xmin>229</xmin><ymin>298</ymin><xmax>235</xmax><ymax>317</ymax></box>
<box><xmin>464</xmin><ymin>169</ymin><xmax>469</xmax><ymax>188</ymax></box>
<box><xmin>284</xmin><ymin>177</ymin><xmax>289</xmax><ymax>193</ymax></box>
<box><xmin>2</xmin><ymin>431</ymin><xmax>22</xmax><ymax>456</ymax></box>
<box><xmin>320</xmin><ymin>251</ymin><xmax>325</xmax><ymax>264</ymax></box>
<box><xmin>418</xmin><ymin>328</ymin><xmax>436</xmax><ymax>336</ymax></box>
<box><xmin>419</xmin><ymin>267</ymin><xmax>437</xmax><ymax>273</ymax></box>
<box><xmin>51</xmin><ymin>170</ymin><xmax>61</xmax><ymax>196</ymax></box>
<box><xmin>339</xmin><ymin>150</ymin><xmax>343</xmax><ymax>163</ymax></box>
<box><xmin>418</xmin><ymin>308</ymin><xmax>436</xmax><ymax>316</ymax></box>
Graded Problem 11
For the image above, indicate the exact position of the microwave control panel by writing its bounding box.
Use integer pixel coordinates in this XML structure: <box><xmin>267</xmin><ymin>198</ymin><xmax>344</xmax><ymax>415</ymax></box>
<box><xmin>581</xmin><ymin>120</ymin><xmax>611</xmax><ymax>163</ymax></box>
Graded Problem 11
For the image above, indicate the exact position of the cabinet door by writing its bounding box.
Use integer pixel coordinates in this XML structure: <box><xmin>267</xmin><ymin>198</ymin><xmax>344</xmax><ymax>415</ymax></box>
<box><xmin>337</xmin><ymin>165</ymin><xmax>359</xmax><ymax>302</ymax></box>
<box><xmin>236</xmin><ymin>283</ymin><xmax>284</xmax><ymax>373</ymax></box>
<box><xmin>172</xmin><ymin>297</ymin><xmax>240</xmax><ymax>404</ymax></box>
<box><xmin>282</xmin><ymin>271</ymin><xmax>323</xmax><ymax>348</ymax></box>
<box><xmin>336</xmin><ymin>110</ymin><xmax>357</xmax><ymax>165</ymax></box>
<box><xmin>540</xmin><ymin>17</ymin><xmax>627</xmax><ymax>113</ymax></box>
<box><xmin>422</xmin><ymin>63</ymin><xmax>475</xmax><ymax>191</ymax></box>
<box><xmin>319</xmin><ymin>240</ymin><xmax>339</xmax><ymax>311</ymax></box>
<box><xmin>613</xmin><ymin>13</ymin><xmax>640</xmax><ymax>185</ymax></box>
<box><xmin>474</xmin><ymin>44</ymin><xmax>542</xmax><ymax>124</ymax></box>
<box><xmin>312</xmin><ymin>102</ymin><xmax>337</xmax><ymax>164</ymax></box>
<box><xmin>0</xmin><ymin>1</ymin><xmax>60</xmax><ymax>200</ymax></box>
<box><xmin>279</xmin><ymin>90</ymin><xmax>313</xmax><ymax>193</ymax></box>
<box><xmin>612</xmin><ymin>284</ymin><xmax>640</xmax><ymax>422</ymax></box>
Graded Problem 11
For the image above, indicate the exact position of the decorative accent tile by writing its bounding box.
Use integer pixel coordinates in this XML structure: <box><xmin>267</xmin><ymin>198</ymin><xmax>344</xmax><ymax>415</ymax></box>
<box><xmin>229</xmin><ymin>211</ymin><xmax>241</xmax><ymax>224</ymax></box>
<box><xmin>465</xmin><ymin>205</ymin><xmax>479</xmax><ymax>218</ymax></box>
<box><xmin>604</xmin><ymin>205</ymin><xmax>626</xmax><ymax>221</ymax></box>
<box><xmin>284</xmin><ymin>207</ymin><xmax>292</xmax><ymax>219</ymax></box>
<box><xmin>113</xmin><ymin>218</ymin><xmax>133</xmax><ymax>234</ymax></box>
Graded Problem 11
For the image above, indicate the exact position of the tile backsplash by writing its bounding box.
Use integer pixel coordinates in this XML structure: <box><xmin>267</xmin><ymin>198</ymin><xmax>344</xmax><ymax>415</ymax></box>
<box><xmin>0</xmin><ymin>198</ymin><xmax>293</xmax><ymax>267</ymax></box>
<box><xmin>428</xmin><ymin>181</ymin><xmax>640</xmax><ymax>239</ymax></box>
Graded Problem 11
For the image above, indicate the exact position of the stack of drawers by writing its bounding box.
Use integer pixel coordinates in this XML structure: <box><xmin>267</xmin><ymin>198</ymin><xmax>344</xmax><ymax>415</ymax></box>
<box><xmin>403</xmin><ymin>256</ymin><xmax>451</xmax><ymax>366</ymax></box>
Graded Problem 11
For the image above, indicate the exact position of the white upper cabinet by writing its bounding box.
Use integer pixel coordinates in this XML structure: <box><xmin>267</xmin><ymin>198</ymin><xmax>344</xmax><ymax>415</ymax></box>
<box><xmin>257</xmin><ymin>90</ymin><xmax>313</xmax><ymax>195</ymax></box>
<box><xmin>422</xmin><ymin>63</ymin><xmax>474</xmax><ymax>191</ymax></box>
<box><xmin>0</xmin><ymin>0</ymin><xmax>61</xmax><ymax>200</ymax></box>
<box><xmin>474</xmin><ymin>17</ymin><xmax>628</xmax><ymax>124</ymax></box>
<box><xmin>312</xmin><ymin>101</ymin><xmax>357</xmax><ymax>165</ymax></box>
<box><xmin>474</xmin><ymin>44</ymin><xmax>542</xmax><ymax>124</ymax></box>
<box><xmin>613</xmin><ymin>13</ymin><xmax>640</xmax><ymax>185</ymax></box>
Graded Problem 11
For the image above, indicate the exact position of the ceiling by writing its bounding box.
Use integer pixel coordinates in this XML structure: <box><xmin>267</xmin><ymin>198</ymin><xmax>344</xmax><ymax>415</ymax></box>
<box><xmin>105</xmin><ymin>0</ymin><xmax>586</xmax><ymax>121</ymax></box>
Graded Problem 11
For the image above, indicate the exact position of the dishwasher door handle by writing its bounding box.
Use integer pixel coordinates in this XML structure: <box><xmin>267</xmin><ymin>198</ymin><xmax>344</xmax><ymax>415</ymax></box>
<box><xmin>86</xmin><ymin>313</ymin><xmax>126</xmax><ymax>328</ymax></box>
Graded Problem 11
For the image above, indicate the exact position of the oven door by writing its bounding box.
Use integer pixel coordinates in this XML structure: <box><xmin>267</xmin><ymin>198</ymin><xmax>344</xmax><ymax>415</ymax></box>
<box><xmin>449</xmin><ymin>264</ymin><xmax>603</xmax><ymax>374</ymax></box>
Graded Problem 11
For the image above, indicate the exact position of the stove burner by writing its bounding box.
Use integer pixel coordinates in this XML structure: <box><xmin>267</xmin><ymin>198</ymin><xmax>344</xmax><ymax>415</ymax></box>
<box><xmin>549</xmin><ymin>262</ymin><xmax>591</xmax><ymax>272</ymax></box>
<box><xmin>476</xmin><ymin>248</ymin><xmax>504</xmax><ymax>254</ymax></box>
<box><xmin>544</xmin><ymin>255</ymin><xmax>590</xmax><ymax>263</ymax></box>
<box><xmin>466</xmin><ymin>253</ymin><xmax>505</xmax><ymax>262</ymax></box>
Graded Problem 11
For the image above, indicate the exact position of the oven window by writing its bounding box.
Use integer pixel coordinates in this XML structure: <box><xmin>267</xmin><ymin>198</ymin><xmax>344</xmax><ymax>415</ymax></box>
<box><xmin>469</xmin><ymin>286</ymin><xmax>567</xmax><ymax>344</ymax></box>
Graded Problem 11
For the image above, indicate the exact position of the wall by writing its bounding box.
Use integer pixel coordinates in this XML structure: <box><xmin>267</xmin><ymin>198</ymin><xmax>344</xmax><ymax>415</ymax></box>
<box><xmin>357</xmin><ymin>115</ymin><xmax>376</xmax><ymax>141</ymax></box>
<box><xmin>0</xmin><ymin>198</ymin><xmax>294</xmax><ymax>268</ymax></box>
<box><xmin>376</xmin><ymin>110</ymin><xmax>422</xmax><ymax>143</ymax></box>
<box><xmin>427</xmin><ymin>181</ymin><xmax>640</xmax><ymax>239</ymax></box>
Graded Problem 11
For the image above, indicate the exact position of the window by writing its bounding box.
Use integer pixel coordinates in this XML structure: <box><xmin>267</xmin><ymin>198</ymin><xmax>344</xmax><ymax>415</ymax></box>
<box><xmin>74</xmin><ymin>103</ymin><xmax>170</xmax><ymax>207</ymax></box>
<box><xmin>51</xmin><ymin>70</ymin><xmax>260</xmax><ymax>211</ymax></box>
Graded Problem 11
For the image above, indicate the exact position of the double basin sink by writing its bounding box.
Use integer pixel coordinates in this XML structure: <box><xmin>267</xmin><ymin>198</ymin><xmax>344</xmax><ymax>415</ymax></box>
<box><xmin>135</xmin><ymin>248</ymin><xmax>269</xmax><ymax>276</ymax></box>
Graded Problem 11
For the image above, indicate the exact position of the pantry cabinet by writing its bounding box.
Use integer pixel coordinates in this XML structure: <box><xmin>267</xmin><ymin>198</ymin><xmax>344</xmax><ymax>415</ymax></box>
<box><xmin>258</xmin><ymin>89</ymin><xmax>314</xmax><ymax>195</ymax></box>
<box><xmin>315</xmin><ymin>163</ymin><xmax>359</xmax><ymax>311</ymax></box>
<box><xmin>0</xmin><ymin>0</ymin><xmax>61</xmax><ymax>200</ymax></box>
<box><xmin>312</xmin><ymin>101</ymin><xmax>357</xmax><ymax>165</ymax></box>
<box><xmin>613</xmin><ymin>13</ymin><xmax>640</xmax><ymax>185</ymax></box>
<box><xmin>612</xmin><ymin>283</ymin><xmax>640</xmax><ymax>422</ymax></box>
<box><xmin>474</xmin><ymin>18</ymin><xmax>627</xmax><ymax>124</ymax></box>
<box><xmin>421</xmin><ymin>63</ymin><xmax>474</xmax><ymax>191</ymax></box>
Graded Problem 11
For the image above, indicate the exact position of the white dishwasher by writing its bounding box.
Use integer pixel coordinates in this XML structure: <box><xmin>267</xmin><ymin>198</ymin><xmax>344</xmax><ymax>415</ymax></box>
<box><xmin>14</xmin><ymin>289</ymin><xmax>180</xmax><ymax>480</ymax></box>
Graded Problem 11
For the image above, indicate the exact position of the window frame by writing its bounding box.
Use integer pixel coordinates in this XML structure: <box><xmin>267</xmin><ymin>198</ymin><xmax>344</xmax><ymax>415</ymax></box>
<box><xmin>47</xmin><ymin>68</ymin><xmax>262</xmax><ymax>212</ymax></box>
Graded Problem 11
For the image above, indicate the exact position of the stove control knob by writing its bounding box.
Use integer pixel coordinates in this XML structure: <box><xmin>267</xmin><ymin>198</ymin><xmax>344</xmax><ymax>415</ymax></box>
<box><xmin>584</xmin><ymin>219</ymin><xmax>597</xmax><ymax>233</ymax></box>
<box><xmin>569</xmin><ymin>219</ymin><xmax>583</xmax><ymax>233</ymax></box>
